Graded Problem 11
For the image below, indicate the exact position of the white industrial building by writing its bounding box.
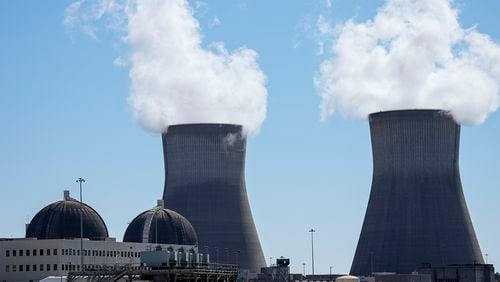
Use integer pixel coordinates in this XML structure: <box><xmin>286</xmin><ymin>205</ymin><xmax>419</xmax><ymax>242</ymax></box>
<box><xmin>0</xmin><ymin>191</ymin><xmax>201</xmax><ymax>282</ymax></box>
<box><xmin>0</xmin><ymin>238</ymin><xmax>196</xmax><ymax>282</ymax></box>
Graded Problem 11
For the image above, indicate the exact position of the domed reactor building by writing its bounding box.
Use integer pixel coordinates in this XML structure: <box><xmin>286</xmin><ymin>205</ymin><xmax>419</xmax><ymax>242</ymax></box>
<box><xmin>123</xmin><ymin>200</ymin><xmax>198</xmax><ymax>246</ymax></box>
<box><xmin>1</xmin><ymin>191</ymin><xmax>203</xmax><ymax>281</ymax></box>
<box><xmin>26</xmin><ymin>190</ymin><xmax>108</xmax><ymax>240</ymax></box>
<box><xmin>162</xmin><ymin>124</ymin><xmax>266</xmax><ymax>273</ymax></box>
<box><xmin>350</xmin><ymin>110</ymin><xmax>484</xmax><ymax>275</ymax></box>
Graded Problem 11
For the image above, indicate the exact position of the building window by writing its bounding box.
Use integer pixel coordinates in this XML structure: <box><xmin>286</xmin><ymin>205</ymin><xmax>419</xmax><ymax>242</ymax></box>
<box><xmin>26</xmin><ymin>249</ymin><xmax>30</xmax><ymax>256</ymax></box>
<box><xmin>12</xmin><ymin>265</ymin><xmax>17</xmax><ymax>272</ymax></box>
<box><xmin>19</xmin><ymin>250</ymin><xmax>23</xmax><ymax>256</ymax></box>
<box><xmin>64</xmin><ymin>249</ymin><xmax>68</xmax><ymax>256</ymax></box>
<box><xmin>33</xmin><ymin>265</ymin><xmax>37</xmax><ymax>271</ymax></box>
<box><xmin>26</xmin><ymin>265</ymin><xmax>30</xmax><ymax>272</ymax></box>
<box><xmin>12</xmin><ymin>250</ymin><xmax>16</xmax><ymax>256</ymax></box>
<box><xmin>53</xmin><ymin>264</ymin><xmax>58</xmax><ymax>271</ymax></box>
<box><xmin>40</xmin><ymin>264</ymin><xmax>44</xmax><ymax>271</ymax></box>
<box><xmin>40</xmin><ymin>249</ymin><xmax>44</xmax><ymax>256</ymax></box>
<box><xmin>5</xmin><ymin>265</ymin><xmax>9</xmax><ymax>272</ymax></box>
<box><xmin>33</xmin><ymin>249</ymin><xmax>37</xmax><ymax>256</ymax></box>
<box><xmin>53</xmin><ymin>249</ymin><xmax>58</xmax><ymax>255</ymax></box>
<box><xmin>77</xmin><ymin>250</ymin><xmax>80</xmax><ymax>256</ymax></box>
<box><xmin>5</xmin><ymin>250</ymin><xmax>9</xmax><ymax>257</ymax></box>
<box><xmin>47</xmin><ymin>264</ymin><xmax>51</xmax><ymax>271</ymax></box>
<box><xmin>47</xmin><ymin>249</ymin><xmax>51</xmax><ymax>256</ymax></box>
<box><xmin>19</xmin><ymin>265</ymin><xmax>23</xmax><ymax>272</ymax></box>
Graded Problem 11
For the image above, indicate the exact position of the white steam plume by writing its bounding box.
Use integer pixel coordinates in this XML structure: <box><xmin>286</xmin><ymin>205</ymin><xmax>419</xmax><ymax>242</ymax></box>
<box><xmin>315</xmin><ymin>0</ymin><xmax>500</xmax><ymax>125</ymax></box>
<box><xmin>65</xmin><ymin>0</ymin><xmax>267</xmax><ymax>135</ymax></box>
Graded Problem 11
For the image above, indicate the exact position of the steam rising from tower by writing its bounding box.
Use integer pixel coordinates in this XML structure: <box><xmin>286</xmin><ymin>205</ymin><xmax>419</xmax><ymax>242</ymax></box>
<box><xmin>64</xmin><ymin>0</ymin><xmax>268</xmax><ymax>135</ymax></box>
<box><xmin>162</xmin><ymin>124</ymin><xmax>266</xmax><ymax>273</ymax></box>
<box><xmin>127</xmin><ymin>0</ymin><xmax>267</xmax><ymax>135</ymax></box>
<box><xmin>350</xmin><ymin>110</ymin><xmax>483</xmax><ymax>275</ymax></box>
<box><xmin>315</xmin><ymin>0</ymin><xmax>500</xmax><ymax>124</ymax></box>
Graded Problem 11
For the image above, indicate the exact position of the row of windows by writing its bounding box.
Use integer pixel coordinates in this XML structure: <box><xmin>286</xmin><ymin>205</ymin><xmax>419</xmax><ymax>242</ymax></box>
<box><xmin>4</xmin><ymin>249</ymin><xmax>140</xmax><ymax>258</ymax></box>
<box><xmin>90</xmin><ymin>250</ymin><xmax>140</xmax><ymax>258</ymax></box>
<box><xmin>4</xmin><ymin>264</ymin><xmax>143</xmax><ymax>273</ymax></box>
<box><xmin>5</xmin><ymin>263</ymin><xmax>58</xmax><ymax>273</ymax></box>
<box><xmin>5</xmin><ymin>248</ymin><xmax>57</xmax><ymax>257</ymax></box>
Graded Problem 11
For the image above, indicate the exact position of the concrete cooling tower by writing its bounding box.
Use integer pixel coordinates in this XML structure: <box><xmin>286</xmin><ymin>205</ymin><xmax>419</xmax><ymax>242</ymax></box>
<box><xmin>162</xmin><ymin>123</ymin><xmax>266</xmax><ymax>273</ymax></box>
<box><xmin>351</xmin><ymin>110</ymin><xmax>484</xmax><ymax>275</ymax></box>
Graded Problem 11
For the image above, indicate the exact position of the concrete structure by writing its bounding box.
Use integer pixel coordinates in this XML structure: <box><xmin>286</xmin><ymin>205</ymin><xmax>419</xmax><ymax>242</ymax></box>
<box><xmin>0</xmin><ymin>237</ymin><xmax>195</xmax><ymax>282</ymax></box>
<box><xmin>253</xmin><ymin>258</ymin><xmax>290</xmax><ymax>281</ymax></box>
<box><xmin>123</xmin><ymin>200</ymin><xmax>198</xmax><ymax>246</ymax></box>
<box><xmin>26</xmin><ymin>191</ymin><xmax>108</xmax><ymax>241</ymax></box>
<box><xmin>162</xmin><ymin>123</ymin><xmax>266</xmax><ymax>273</ymax></box>
<box><xmin>418</xmin><ymin>264</ymin><xmax>495</xmax><ymax>282</ymax></box>
<box><xmin>351</xmin><ymin>110</ymin><xmax>484</xmax><ymax>275</ymax></box>
<box><xmin>0</xmin><ymin>191</ymin><xmax>203</xmax><ymax>282</ymax></box>
<box><xmin>367</xmin><ymin>274</ymin><xmax>431</xmax><ymax>282</ymax></box>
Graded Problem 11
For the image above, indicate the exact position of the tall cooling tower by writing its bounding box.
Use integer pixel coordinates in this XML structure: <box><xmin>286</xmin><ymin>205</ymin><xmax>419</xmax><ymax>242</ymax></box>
<box><xmin>351</xmin><ymin>110</ymin><xmax>484</xmax><ymax>275</ymax></box>
<box><xmin>162</xmin><ymin>123</ymin><xmax>266</xmax><ymax>273</ymax></box>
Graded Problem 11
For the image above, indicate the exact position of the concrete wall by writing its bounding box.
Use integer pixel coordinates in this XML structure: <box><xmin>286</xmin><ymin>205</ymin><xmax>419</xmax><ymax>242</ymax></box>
<box><xmin>351</xmin><ymin>110</ymin><xmax>483</xmax><ymax>275</ymax></box>
<box><xmin>0</xmin><ymin>238</ymin><xmax>192</xmax><ymax>282</ymax></box>
<box><xmin>162</xmin><ymin>124</ymin><xmax>266</xmax><ymax>273</ymax></box>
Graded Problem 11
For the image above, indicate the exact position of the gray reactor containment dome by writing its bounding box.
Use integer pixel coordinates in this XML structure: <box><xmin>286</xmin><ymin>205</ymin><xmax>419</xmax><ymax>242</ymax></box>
<box><xmin>123</xmin><ymin>200</ymin><xmax>198</xmax><ymax>246</ymax></box>
<box><xmin>162</xmin><ymin>123</ymin><xmax>266</xmax><ymax>273</ymax></box>
<box><xmin>350</xmin><ymin>109</ymin><xmax>484</xmax><ymax>275</ymax></box>
<box><xmin>26</xmin><ymin>190</ymin><xmax>109</xmax><ymax>240</ymax></box>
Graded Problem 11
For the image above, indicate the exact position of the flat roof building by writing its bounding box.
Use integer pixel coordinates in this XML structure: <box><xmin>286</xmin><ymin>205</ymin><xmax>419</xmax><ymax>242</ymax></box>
<box><xmin>0</xmin><ymin>237</ymin><xmax>196</xmax><ymax>282</ymax></box>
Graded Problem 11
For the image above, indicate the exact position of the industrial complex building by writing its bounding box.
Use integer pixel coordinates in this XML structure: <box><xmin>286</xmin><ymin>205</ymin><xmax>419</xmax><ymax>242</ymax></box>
<box><xmin>0</xmin><ymin>115</ymin><xmax>496</xmax><ymax>281</ymax></box>
<box><xmin>0</xmin><ymin>192</ymin><xmax>205</xmax><ymax>281</ymax></box>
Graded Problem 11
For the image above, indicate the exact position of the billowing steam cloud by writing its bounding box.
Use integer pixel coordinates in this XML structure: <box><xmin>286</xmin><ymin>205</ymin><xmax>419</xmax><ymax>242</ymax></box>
<box><xmin>65</xmin><ymin>0</ymin><xmax>267</xmax><ymax>135</ymax></box>
<box><xmin>315</xmin><ymin>0</ymin><xmax>500</xmax><ymax>124</ymax></box>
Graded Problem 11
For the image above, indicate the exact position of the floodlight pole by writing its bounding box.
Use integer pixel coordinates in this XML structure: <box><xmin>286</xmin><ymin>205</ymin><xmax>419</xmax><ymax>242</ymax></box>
<box><xmin>76</xmin><ymin>177</ymin><xmax>85</xmax><ymax>272</ymax></box>
<box><xmin>309</xmin><ymin>229</ymin><xmax>316</xmax><ymax>275</ymax></box>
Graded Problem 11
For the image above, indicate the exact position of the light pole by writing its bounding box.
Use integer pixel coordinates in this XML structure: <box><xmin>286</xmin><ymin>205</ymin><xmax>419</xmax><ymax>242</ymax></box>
<box><xmin>330</xmin><ymin>266</ymin><xmax>333</xmax><ymax>281</ymax></box>
<box><xmin>485</xmin><ymin>253</ymin><xmax>489</xmax><ymax>264</ymax></box>
<box><xmin>269</xmin><ymin>256</ymin><xmax>273</xmax><ymax>267</ymax></box>
<box><xmin>309</xmin><ymin>229</ymin><xmax>316</xmax><ymax>275</ymax></box>
<box><xmin>76</xmin><ymin>177</ymin><xmax>85</xmax><ymax>272</ymax></box>
<box><xmin>302</xmin><ymin>263</ymin><xmax>306</xmax><ymax>277</ymax></box>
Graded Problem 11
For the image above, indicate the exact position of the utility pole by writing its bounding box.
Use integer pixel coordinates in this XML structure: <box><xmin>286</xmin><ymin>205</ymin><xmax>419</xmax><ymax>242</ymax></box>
<box><xmin>309</xmin><ymin>229</ymin><xmax>316</xmax><ymax>275</ymax></box>
<box><xmin>76</xmin><ymin>177</ymin><xmax>85</xmax><ymax>272</ymax></box>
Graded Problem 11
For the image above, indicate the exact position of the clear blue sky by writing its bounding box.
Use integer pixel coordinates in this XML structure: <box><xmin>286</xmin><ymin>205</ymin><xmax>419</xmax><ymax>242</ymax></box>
<box><xmin>0</xmin><ymin>0</ymin><xmax>499</xmax><ymax>274</ymax></box>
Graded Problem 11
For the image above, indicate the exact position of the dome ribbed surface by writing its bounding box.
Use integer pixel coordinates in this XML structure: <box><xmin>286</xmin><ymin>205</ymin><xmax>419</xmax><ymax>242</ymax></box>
<box><xmin>26</xmin><ymin>199</ymin><xmax>108</xmax><ymax>240</ymax></box>
<box><xmin>123</xmin><ymin>207</ymin><xmax>198</xmax><ymax>245</ymax></box>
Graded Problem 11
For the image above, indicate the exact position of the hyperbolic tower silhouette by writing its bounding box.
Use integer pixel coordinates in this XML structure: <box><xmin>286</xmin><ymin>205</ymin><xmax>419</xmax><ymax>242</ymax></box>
<box><xmin>162</xmin><ymin>123</ymin><xmax>266</xmax><ymax>273</ymax></box>
<box><xmin>351</xmin><ymin>110</ymin><xmax>484</xmax><ymax>275</ymax></box>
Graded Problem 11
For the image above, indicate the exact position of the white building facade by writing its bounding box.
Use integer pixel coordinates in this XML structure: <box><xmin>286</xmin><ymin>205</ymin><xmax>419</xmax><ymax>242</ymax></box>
<box><xmin>0</xmin><ymin>237</ymin><xmax>197</xmax><ymax>282</ymax></box>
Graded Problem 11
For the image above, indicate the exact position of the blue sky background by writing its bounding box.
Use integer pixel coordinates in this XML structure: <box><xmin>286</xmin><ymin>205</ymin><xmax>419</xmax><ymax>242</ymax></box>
<box><xmin>0</xmin><ymin>0</ymin><xmax>499</xmax><ymax>274</ymax></box>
